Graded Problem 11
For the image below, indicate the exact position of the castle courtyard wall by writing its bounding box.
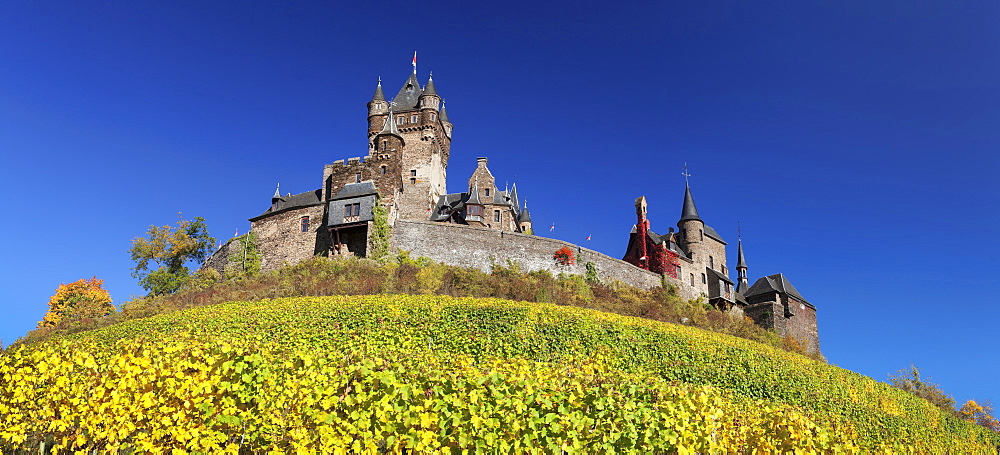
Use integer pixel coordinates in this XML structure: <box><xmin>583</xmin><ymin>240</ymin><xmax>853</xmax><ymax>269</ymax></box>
<box><xmin>391</xmin><ymin>220</ymin><xmax>699</xmax><ymax>300</ymax></box>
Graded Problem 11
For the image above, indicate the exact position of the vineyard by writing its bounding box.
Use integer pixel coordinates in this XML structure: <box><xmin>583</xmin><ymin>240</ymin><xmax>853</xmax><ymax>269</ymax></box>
<box><xmin>2</xmin><ymin>295</ymin><xmax>997</xmax><ymax>452</ymax></box>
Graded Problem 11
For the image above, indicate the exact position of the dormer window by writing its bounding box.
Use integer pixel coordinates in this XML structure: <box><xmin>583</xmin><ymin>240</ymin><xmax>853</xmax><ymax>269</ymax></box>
<box><xmin>484</xmin><ymin>188</ymin><xmax>491</xmax><ymax>197</ymax></box>
<box><xmin>467</xmin><ymin>205</ymin><xmax>482</xmax><ymax>216</ymax></box>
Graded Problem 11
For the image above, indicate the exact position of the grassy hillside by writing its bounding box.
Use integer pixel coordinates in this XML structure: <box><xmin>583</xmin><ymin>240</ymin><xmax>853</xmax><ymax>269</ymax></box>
<box><xmin>2</xmin><ymin>295</ymin><xmax>996</xmax><ymax>452</ymax></box>
<box><xmin>19</xmin><ymin>256</ymin><xmax>807</xmax><ymax>357</ymax></box>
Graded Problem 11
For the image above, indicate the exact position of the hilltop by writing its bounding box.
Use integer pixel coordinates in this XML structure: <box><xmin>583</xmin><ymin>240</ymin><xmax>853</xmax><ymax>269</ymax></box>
<box><xmin>4</xmin><ymin>258</ymin><xmax>998</xmax><ymax>452</ymax></box>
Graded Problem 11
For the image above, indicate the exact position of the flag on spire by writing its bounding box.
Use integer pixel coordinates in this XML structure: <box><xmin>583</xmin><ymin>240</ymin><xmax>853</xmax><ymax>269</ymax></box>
<box><xmin>586</xmin><ymin>234</ymin><xmax>591</xmax><ymax>242</ymax></box>
<box><xmin>412</xmin><ymin>51</ymin><xmax>417</xmax><ymax>73</ymax></box>
<box><xmin>234</xmin><ymin>228</ymin><xmax>239</xmax><ymax>237</ymax></box>
<box><xmin>549</xmin><ymin>223</ymin><xmax>555</xmax><ymax>232</ymax></box>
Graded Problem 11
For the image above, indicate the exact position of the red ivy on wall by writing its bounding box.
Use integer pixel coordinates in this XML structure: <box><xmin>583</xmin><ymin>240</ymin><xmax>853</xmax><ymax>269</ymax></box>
<box><xmin>553</xmin><ymin>246</ymin><xmax>575</xmax><ymax>266</ymax></box>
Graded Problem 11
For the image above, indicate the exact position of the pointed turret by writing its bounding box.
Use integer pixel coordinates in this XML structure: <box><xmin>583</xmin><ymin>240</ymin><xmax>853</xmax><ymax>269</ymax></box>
<box><xmin>517</xmin><ymin>200</ymin><xmax>533</xmax><ymax>233</ymax></box>
<box><xmin>466</xmin><ymin>177</ymin><xmax>482</xmax><ymax>205</ymax></box>
<box><xmin>272</xmin><ymin>183</ymin><xmax>281</xmax><ymax>200</ymax></box>
<box><xmin>373</xmin><ymin>108</ymin><xmax>404</xmax><ymax>154</ymax></box>
<box><xmin>736</xmin><ymin>238</ymin><xmax>749</xmax><ymax>293</ymax></box>
<box><xmin>439</xmin><ymin>103</ymin><xmax>450</xmax><ymax>122</ymax></box>
<box><xmin>418</xmin><ymin>73</ymin><xmax>441</xmax><ymax>114</ymax></box>
<box><xmin>423</xmin><ymin>73</ymin><xmax>437</xmax><ymax>95</ymax></box>
<box><xmin>372</xmin><ymin>78</ymin><xmax>385</xmax><ymax>101</ymax></box>
<box><xmin>379</xmin><ymin>109</ymin><xmax>400</xmax><ymax>136</ymax></box>
<box><xmin>367</xmin><ymin>78</ymin><xmax>390</xmax><ymax>135</ymax></box>
<box><xmin>679</xmin><ymin>186</ymin><xmax>701</xmax><ymax>222</ymax></box>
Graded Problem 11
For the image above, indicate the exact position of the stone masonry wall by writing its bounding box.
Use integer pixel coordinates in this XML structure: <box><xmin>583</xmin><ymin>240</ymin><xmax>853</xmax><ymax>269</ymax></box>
<box><xmin>784</xmin><ymin>296</ymin><xmax>821</xmax><ymax>355</ymax></box>
<box><xmin>251</xmin><ymin>204</ymin><xmax>326</xmax><ymax>272</ymax></box>
<box><xmin>392</xmin><ymin>220</ymin><xmax>701</xmax><ymax>300</ymax></box>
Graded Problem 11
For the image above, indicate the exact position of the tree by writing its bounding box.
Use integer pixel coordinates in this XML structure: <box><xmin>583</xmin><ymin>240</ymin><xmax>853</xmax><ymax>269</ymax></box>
<box><xmin>553</xmin><ymin>246</ymin><xmax>575</xmax><ymax>266</ymax></box>
<box><xmin>888</xmin><ymin>365</ymin><xmax>956</xmax><ymax>413</ymax></box>
<box><xmin>129</xmin><ymin>215</ymin><xmax>216</xmax><ymax>295</ymax></box>
<box><xmin>958</xmin><ymin>400</ymin><xmax>1000</xmax><ymax>433</ymax></box>
<box><xmin>38</xmin><ymin>277</ymin><xmax>114</xmax><ymax>327</ymax></box>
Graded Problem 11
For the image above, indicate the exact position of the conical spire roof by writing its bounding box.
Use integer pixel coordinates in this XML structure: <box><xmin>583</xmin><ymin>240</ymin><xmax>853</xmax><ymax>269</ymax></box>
<box><xmin>737</xmin><ymin>239</ymin><xmax>747</xmax><ymax>269</ymax></box>
<box><xmin>371</xmin><ymin>78</ymin><xmax>385</xmax><ymax>101</ymax></box>
<box><xmin>679</xmin><ymin>186</ymin><xmax>701</xmax><ymax>222</ymax></box>
<box><xmin>467</xmin><ymin>178</ymin><xmax>482</xmax><ymax>205</ymax></box>
<box><xmin>439</xmin><ymin>103</ymin><xmax>450</xmax><ymax>122</ymax></box>
<box><xmin>378</xmin><ymin>109</ymin><xmax>400</xmax><ymax>136</ymax></box>
<box><xmin>392</xmin><ymin>72</ymin><xmax>422</xmax><ymax>110</ymax></box>
<box><xmin>422</xmin><ymin>73</ymin><xmax>437</xmax><ymax>96</ymax></box>
<box><xmin>518</xmin><ymin>200</ymin><xmax>532</xmax><ymax>222</ymax></box>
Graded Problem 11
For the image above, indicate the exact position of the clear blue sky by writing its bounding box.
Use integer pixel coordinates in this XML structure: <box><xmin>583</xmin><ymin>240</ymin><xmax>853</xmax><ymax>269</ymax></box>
<box><xmin>1</xmin><ymin>2</ymin><xmax>997</xmax><ymax>405</ymax></box>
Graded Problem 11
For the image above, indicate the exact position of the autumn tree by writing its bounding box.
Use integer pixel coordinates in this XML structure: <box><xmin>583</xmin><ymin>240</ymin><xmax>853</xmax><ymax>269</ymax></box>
<box><xmin>958</xmin><ymin>400</ymin><xmax>1000</xmax><ymax>433</ymax></box>
<box><xmin>888</xmin><ymin>365</ymin><xmax>956</xmax><ymax>413</ymax></box>
<box><xmin>38</xmin><ymin>277</ymin><xmax>114</xmax><ymax>328</ymax></box>
<box><xmin>129</xmin><ymin>215</ymin><xmax>216</xmax><ymax>295</ymax></box>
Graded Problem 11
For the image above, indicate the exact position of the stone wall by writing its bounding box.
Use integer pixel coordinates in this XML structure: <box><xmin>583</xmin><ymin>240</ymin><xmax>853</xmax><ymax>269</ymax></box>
<box><xmin>391</xmin><ymin>220</ymin><xmax>701</xmax><ymax>300</ymax></box>
<box><xmin>251</xmin><ymin>204</ymin><xmax>327</xmax><ymax>272</ymax></box>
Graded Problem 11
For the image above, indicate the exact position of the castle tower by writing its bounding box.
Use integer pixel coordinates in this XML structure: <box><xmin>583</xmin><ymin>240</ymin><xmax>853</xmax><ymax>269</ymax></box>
<box><xmin>389</xmin><ymin>71</ymin><xmax>451</xmax><ymax>220</ymax></box>
<box><xmin>517</xmin><ymin>200</ymin><xmax>532</xmax><ymax>233</ymax></box>
<box><xmin>634</xmin><ymin>196</ymin><xmax>650</xmax><ymax>269</ymax></box>
<box><xmin>677</xmin><ymin>184</ymin><xmax>704</xmax><ymax>262</ymax></box>
<box><xmin>736</xmin><ymin>237</ymin><xmax>749</xmax><ymax>293</ymax></box>
<box><xmin>367</xmin><ymin>78</ymin><xmax>389</xmax><ymax>142</ymax></box>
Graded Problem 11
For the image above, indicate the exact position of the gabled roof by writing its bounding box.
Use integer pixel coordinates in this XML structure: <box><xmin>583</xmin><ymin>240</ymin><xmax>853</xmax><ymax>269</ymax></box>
<box><xmin>331</xmin><ymin>182</ymin><xmax>378</xmax><ymax>200</ymax></box>
<box><xmin>744</xmin><ymin>273</ymin><xmax>813</xmax><ymax>307</ymax></box>
<box><xmin>391</xmin><ymin>73</ymin><xmax>422</xmax><ymax>110</ymax></box>
<box><xmin>679</xmin><ymin>186</ymin><xmax>701</xmax><ymax>222</ymax></box>
<box><xmin>251</xmin><ymin>189</ymin><xmax>323</xmax><ymax>220</ymax></box>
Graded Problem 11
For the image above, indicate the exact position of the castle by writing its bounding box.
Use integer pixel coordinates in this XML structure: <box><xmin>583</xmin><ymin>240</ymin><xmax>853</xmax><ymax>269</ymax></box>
<box><xmin>204</xmin><ymin>65</ymin><xmax>820</xmax><ymax>354</ymax></box>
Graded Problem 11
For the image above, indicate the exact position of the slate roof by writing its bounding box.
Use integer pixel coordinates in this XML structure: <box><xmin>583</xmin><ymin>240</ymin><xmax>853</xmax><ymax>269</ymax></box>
<box><xmin>707</xmin><ymin>267</ymin><xmax>734</xmax><ymax>285</ymax></box>
<box><xmin>518</xmin><ymin>206</ymin><xmax>531</xmax><ymax>223</ymax></box>
<box><xmin>251</xmin><ymin>189</ymin><xmax>323</xmax><ymax>220</ymax></box>
<box><xmin>371</xmin><ymin>79</ymin><xmax>385</xmax><ymax>101</ymax></box>
<box><xmin>736</xmin><ymin>240</ymin><xmax>747</xmax><ymax>269</ymax></box>
<box><xmin>439</xmin><ymin>104</ymin><xmax>450</xmax><ymax>122</ymax></box>
<box><xmin>466</xmin><ymin>179</ymin><xmax>482</xmax><ymax>205</ymax></box>
<box><xmin>704</xmin><ymin>225</ymin><xmax>726</xmax><ymax>244</ymax></box>
<box><xmin>391</xmin><ymin>73</ymin><xmax>422</xmax><ymax>110</ymax></box>
<box><xmin>744</xmin><ymin>273</ymin><xmax>813</xmax><ymax>307</ymax></box>
<box><xmin>679</xmin><ymin>186</ymin><xmax>701</xmax><ymax>222</ymax></box>
<box><xmin>430</xmin><ymin>193</ymin><xmax>468</xmax><ymax>221</ymax></box>
<box><xmin>331</xmin><ymin>182</ymin><xmax>378</xmax><ymax>200</ymax></box>
<box><xmin>378</xmin><ymin>110</ymin><xmax>400</xmax><ymax>136</ymax></box>
<box><xmin>423</xmin><ymin>74</ymin><xmax>437</xmax><ymax>95</ymax></box>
